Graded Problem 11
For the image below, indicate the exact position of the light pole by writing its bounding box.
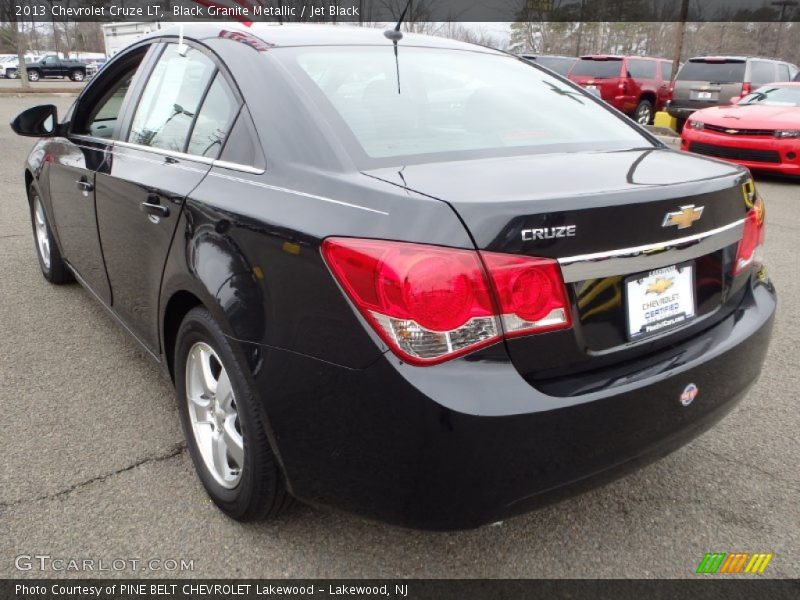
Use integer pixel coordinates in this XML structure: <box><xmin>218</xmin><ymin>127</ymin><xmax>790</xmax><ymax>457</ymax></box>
<box><xmin>772</xmin><ymin>0</ymin><xmax>798</xmax><ymax>58</ymax></box>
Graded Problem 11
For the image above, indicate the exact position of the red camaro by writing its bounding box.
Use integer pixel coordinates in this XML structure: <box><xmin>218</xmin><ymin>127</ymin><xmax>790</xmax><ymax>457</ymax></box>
<box><xmin>681</xmin><ymin>82</ymin><xmax>800</xmax><ymax>176</ymax></box>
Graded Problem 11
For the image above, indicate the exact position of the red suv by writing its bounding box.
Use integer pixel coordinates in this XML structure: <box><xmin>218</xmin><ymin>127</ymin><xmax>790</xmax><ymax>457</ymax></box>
<box><xmin>568</xmin><ymin>55</ymin><xmax>673</xmax><ymax>124</ymax></box>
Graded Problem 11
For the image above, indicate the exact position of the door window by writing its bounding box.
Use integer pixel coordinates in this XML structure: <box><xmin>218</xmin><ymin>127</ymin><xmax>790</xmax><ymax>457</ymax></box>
<box><xmin>186</xmin><ymin>73</ymin><xmax>240</xmax><ymax>158</ymax></box>
<box><xmin>661</xmin><ymin>61</ymin><xmax>673</xmax><ymax>81</ymax></box>
<box><xmin>128</xmin><ymin>44</ymin><xmax>216</xmax><ymax>153</ymax></box>
<box><xmin>750</xmin><ymin>61</ymin><xmax>776</xmax><ymax>85</ymax></box>
<box><xmin>627</xmin><ymin>59</ymin><xmax>656</xmax><ymax>79</ymax></box>
<box><xmin>778</xmin><ymin>64</ymin><xmax>790</xmax><ymax>81</ymax></box>
<box><xmin>71</xmin><ymin>46</ymin><xmax>149</xmax><ymax>139</ymax></box>
<box><xmin>86</xmin><ymin>74</ymin><xmax>134</xmax><ymax>139</ymax></box>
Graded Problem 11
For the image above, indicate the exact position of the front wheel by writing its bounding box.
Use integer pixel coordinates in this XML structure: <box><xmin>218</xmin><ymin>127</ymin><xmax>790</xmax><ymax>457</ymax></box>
<box><xmin>27</xmin><ymin>70</ymin><xmax>40</xmax><ymax>82</ymax></box>
<box><xmin>29</xmin><ymin>186</ymin><xmax>71</xmax><ymax>284</ymax></box>
<box><xmin>634</xmin><ymin>99</ymin><xmax>654</xmax><ymax>125</ymax></box>
<box><xmin>69</xmin><ymin>69</ymin><xmax>84</xmax><ymax>82</ymax></box>
<box><xmin>174</xmin><ymin>306</ymin><xmax>292</xmax><ymax>521</ymax></box>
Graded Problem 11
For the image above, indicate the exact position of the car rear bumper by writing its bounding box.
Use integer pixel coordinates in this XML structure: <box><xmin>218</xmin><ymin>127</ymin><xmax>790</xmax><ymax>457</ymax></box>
<box><xmin>668</xmin><ymin>105</ymin><xmax>704</xmax><ymax>119</ymax></box>
<box><xmin>681</xmin><ymin>129</ymin><xmax>800</xmax><ymax>175</ymax></box>
<box><xmin>247</xmin><ymin>276</ymin><xmax>775</xmax><ymax>530</ymax></box>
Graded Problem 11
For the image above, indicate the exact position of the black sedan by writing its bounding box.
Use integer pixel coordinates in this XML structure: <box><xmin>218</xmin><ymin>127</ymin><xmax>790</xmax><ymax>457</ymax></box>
<box><xmin>12</xmin><ymin>24</ymin><xmax>775</xmax><ymax>530</ymax></box>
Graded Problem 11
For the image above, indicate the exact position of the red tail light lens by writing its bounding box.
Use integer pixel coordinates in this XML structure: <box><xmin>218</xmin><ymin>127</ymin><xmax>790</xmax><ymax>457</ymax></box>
<box><xmin>481</xmin><ymin>253</ymin><xmax>572</xmax><ymax>338</ymax></box>
<box><xmin>322</xmin><ymin>238</ymin><xmax>572</xmax><ymax>365</ymax></box>
<box><xmin>734</xmin><ymin>198</ymin><xmax>765</xmax><ymax>276</ymax></box>
<box><xmin>741</xmin><ymin>82</ymin><xmax>752</xmax><ymax>97</ymax></box>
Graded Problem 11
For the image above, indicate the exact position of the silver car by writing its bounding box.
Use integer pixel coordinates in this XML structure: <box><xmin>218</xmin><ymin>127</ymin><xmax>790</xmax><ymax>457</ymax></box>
<box><xmin>668</xmin><ymin>56</ymin><xmax>799</xmax><ymax>127</ymax></box>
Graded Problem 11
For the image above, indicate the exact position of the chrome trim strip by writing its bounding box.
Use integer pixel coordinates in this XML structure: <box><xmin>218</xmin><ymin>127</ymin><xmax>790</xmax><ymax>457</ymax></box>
<box><xmin>211</xmin><ymin>158</ymin><xmax>265</xmax><ymax>175</ymax></box>
<box><xmin>114</xmin><ymin>139</ymin><xmax>216</xmax><ymax>165</ymax></box>
<box><xmin>558</xmin><ymin>219</ymin><xmax>745</xmax><ymax>282</ymax></box>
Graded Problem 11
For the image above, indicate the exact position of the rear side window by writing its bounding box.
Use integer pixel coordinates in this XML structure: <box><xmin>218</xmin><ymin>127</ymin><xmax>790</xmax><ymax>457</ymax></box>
<box><xmin>570</xmin><ymin>58</ymin><xmax>623</xmax><ymax>78</ymax></box>
<box><xmin>128</xmin><ymin>44</ymin><xmax>216</xmax><ymax>152</ymax></box>
<box><xmin>661</xmin><ymin>61</ymin><xmax>673</xmax><ymax>80</ymax></box>
<box><xmin>186</xmin><ymin>73</ymin><xmax>240</xmax><ymax>158</ymax></box>
<box><xmin>777</xmin><ymin>64</ymin><xmax>790</xmax><ymax>82</ymax></box>
<box><xmin>533</xmin><ymin>56</ymin><xmax>576</xmax><ymax>76</ymax></box>
<box><xmin>676</xmin><ymin>60</ymin><xmax>745</xmax><ymax>82</ymax></box>
<box><xmin>627</xmin><ymin>59</ymin><xmax>656</xmax><ymax>79</ymax></box>
<box><xmin>750</xmin><ymin>61</ymin><xmax>776</xmax><ymax>85</ymax></box>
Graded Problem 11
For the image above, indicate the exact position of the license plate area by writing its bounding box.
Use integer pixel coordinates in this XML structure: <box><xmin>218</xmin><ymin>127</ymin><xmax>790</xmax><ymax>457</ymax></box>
<box><xmin>690</xmin><ymin>90</ymin><xmax>716</xmax><ymax>101</ymax></box>
<box><xmin>625</xmin><ymin>263</ymin><xmax>696</xmax><ymax>340</ymax></box>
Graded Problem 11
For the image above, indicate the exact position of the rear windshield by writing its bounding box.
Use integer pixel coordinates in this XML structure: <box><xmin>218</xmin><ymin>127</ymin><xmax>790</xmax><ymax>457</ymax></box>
<box><xmin>740</xmin><ymin>86</ymin><xmax>800</xmax><ymax>107</ymax></box>
<box><xmin>677</xmin><ymin>60</ymin><xmax>746</xmax><ymax>82</ymax></box>
<box><xmin>569</xmin><ymin>58</ymin><xmax>623</xmax><ymax>78</ymax></box>
<box><xmin>281</xmin><ymin>47</ymin><xmax>648</xmax><ymax>165</ymax></box>
<box><xmin>532</xmin><ymin>56</ymin><xmax>576</xmax><ymax>75</ymax></box>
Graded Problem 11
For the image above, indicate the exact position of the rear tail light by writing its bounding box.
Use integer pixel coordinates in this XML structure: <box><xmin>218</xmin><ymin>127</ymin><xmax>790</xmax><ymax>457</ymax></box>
<box><xmin>741</xmin><ymin>82</ymin><xmax>752</xmax><ymax>97</ymax></box>
<box><xmin>481</xmin><ymin>254</ymin><xmax>571</xmax><ymax>338</ymax></box>
<box><xmin>667</xmin><ymin>85</ymin><xmax>674</xmax><ymax>102</ymax></box>
<box><xmin>321</xmin><ymin>238</ymin><xmax>572</xmax><ymax>365</ymax></box>
<box><xmin>733</xmin><ymin>185</ymin><xmax>765</xmax><ymax>276</ymax></box>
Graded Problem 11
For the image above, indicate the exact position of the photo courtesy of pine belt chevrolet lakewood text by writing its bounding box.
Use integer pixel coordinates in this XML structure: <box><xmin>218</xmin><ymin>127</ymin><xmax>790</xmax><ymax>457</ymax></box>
<box><xmin>11</xmin><ymin>24</ymin><xmax>775</xmax><ymax>530</ymax></box>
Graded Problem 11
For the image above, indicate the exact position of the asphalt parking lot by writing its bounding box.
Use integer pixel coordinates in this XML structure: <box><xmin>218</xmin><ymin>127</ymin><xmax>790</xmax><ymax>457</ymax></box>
<box><xmin>0</xmin><ymin>93</ymin><xmax>798</xmax><ymax>579</ymax></box>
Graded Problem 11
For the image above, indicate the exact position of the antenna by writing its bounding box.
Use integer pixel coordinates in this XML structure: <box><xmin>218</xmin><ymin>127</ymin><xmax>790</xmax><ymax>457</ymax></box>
<box><xmin>177</xmin><ymin>23</ymin><xmax>188</xmax><ymax>56</ymax></box>
<box><xmin>383</xmin><ymin>0</ymin><xmax>412</xmax><ymax>93</ymax></box>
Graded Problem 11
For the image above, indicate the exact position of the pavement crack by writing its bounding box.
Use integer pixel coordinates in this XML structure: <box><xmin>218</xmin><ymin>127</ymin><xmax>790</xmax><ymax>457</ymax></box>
<box><xmin>0</xmin><ymin>442</ymin><xmax>186</xmax><ymax>511</ymax></box>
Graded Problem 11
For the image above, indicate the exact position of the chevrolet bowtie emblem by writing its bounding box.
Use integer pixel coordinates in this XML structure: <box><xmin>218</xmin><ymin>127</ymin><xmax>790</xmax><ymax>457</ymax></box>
<box><xmin>663</xmin><ymin>205</ymin><xmax>704</xmax><ymax>229</ymax></box>
<box><xmin>647</xmin><ymin>277</ymin><xmax>674</xmax><ymax>295</ymax></box>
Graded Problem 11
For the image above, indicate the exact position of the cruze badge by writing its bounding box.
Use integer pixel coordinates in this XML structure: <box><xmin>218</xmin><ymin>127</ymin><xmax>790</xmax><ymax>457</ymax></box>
<box><xmin>521</xmin><ymin>225</ymin><xmax>576</xmax><ymax>241</ymax></box>
<box><xmin>662</xmin><ymin>205</ymin><xmax>704</xmax><ymax>229</ymax></box>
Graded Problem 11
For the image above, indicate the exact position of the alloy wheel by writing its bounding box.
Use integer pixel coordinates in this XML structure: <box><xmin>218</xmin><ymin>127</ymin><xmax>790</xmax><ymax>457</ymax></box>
<box><xmin>33</xmin><ymin>195</ymin><xmax>51</xmax><ymax>270</ymax></box>
<box><xmin>636</xmin><ymin>105</ymin><xmax>652</xmax><ymax>125</ymax></box>
<box><xmin>185</xmin><ymin>342</ymin><xmax>244</xmax><ymax>488</ymax></box>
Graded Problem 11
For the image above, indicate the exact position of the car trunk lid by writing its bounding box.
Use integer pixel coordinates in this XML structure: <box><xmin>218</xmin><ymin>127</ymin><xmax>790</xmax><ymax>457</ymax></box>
<box><xmin>363</xmin><ymin>148</ymin><xmax>750</xmax><ymax>393</ymax></box>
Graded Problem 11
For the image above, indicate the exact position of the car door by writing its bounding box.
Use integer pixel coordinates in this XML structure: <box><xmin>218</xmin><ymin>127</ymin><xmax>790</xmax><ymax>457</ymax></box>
<box><xmin>46</xmin><ymin>46</ymin><xmax>153</xmax><ymax>302</ymax></box>
<box><xmin>95</xmin><ymin>41</ymin><xmax>243</xmax><ymax>353</ymax></box>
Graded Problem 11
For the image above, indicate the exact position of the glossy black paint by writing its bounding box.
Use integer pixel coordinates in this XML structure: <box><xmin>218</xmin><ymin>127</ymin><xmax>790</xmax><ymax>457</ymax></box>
<box><xmin>18</xmin><ymin>24</ymin><xmax>776</xmax><ymax>530</ymax></box>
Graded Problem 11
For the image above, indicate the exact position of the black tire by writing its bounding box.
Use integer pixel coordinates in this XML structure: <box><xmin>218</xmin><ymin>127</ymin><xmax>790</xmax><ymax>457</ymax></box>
<box><xmin>69</xmin><ymin>69</ymin><xmax>84</xmax><ymax>82</ymax></box>
<box><xmin>675</xmin><ymin>118</ymin><xmax>687</xmax><ymax>133</ymax></box>
<box><xmin>174</xmin><ymin>306</ymin><xmax>291</xmax><ymax>521</ymax></box>
<box><xmin>634</xmin><ymin>98</ymin><xmax>654</xmax><ymax>125</ymax></box>
<box><xmin>7</xmin><ymin>69</ymin><xmax>18</xmax><ymax>79</ymax></box>
<box><xmin>27</xmin><ymin>70</ymin><xmax>40</xmax><ymax>82</ymax></box>
<box><xmin>28</xmin><ymin>185</ymin><xmax>72</xmax><ymax>284</ymax></box>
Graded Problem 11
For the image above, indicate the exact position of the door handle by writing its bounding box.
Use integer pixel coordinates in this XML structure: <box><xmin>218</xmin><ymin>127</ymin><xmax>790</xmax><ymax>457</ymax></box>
<box><xmin>76</xmin><ymin>179</ymin><xmax>94</xmax><ymax>193</ymax></box>
<box><xmin>140</xmin><ymin>196</ymin><xmax>170</xmax><ymax>219</ymax></box>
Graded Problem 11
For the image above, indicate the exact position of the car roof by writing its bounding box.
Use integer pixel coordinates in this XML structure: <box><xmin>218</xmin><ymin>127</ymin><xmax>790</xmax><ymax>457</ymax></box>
<box><xmin>149</xmin><ymin>23</ymin><xmax>504</xmax><ymax>54</ymax></box>
<box><xmin>687</xmin><ymin>56</ymin><xmax>787</xmax><ymax>62</ymax></box>
<box><xmin>579</xmin><ymin>54</ymin><xmax>667</xmax><ymax>61</ymax></box>
<box><xmin>520</xmin><ymin>54</ymin><xmax>575</xmax><ymax>59</ymax></box>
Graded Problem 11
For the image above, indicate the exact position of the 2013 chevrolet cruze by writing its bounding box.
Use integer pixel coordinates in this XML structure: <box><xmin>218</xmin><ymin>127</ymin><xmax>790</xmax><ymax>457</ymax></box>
<box><xmin>12</xmin><ymin>24</ymin><xmax>775</xmax><ymax>530</ymax></box>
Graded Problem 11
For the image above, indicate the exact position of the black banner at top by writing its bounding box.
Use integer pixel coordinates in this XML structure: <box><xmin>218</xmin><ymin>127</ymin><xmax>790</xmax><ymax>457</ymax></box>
<box><xmin>5</xmin><ymin>0</ymin><xmax>800</xmax><ymax>23</ymax></box>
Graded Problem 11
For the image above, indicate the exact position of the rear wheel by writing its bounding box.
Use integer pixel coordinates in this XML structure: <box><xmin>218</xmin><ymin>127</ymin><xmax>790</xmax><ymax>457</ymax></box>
<box><xmin>27</xmin><ymin>70</ymin><xmax>40</xmax><ymax>82</ymax></box>
<box><xmin>634</xmin><ymin>99</ymin><xmax>654</xmax><ymax>125</ymax></box>
<box><xmin>174</xmin><ymin>306</ymin><xmax>291</xmax><ymax>521</ymax></box>
<box><xmin>69</xmin><ymin>69</ymin><xmax>84</xmax><ymax>82</ymax></box>
<box><xmin>29</xmin><ymin>186</ymin><xmax>71</xmax><ymax>284</ymax></box>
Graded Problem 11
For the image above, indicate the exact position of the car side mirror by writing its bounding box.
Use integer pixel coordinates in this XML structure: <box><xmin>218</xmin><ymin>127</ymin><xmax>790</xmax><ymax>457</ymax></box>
<box><xmin>10</xmin><ymin>104</ymin><xmax>59</xmax><ymax>137</ymax></box>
